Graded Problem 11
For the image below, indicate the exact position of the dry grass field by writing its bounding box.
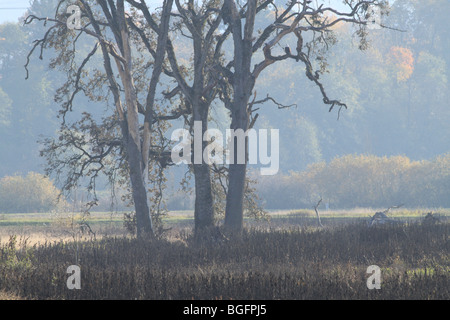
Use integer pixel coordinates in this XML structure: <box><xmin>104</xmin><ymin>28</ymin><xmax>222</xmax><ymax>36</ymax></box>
<box><xmin>0</xmin><ymin>209</ymin><xmax>448</xmax><ymax>300</ymax></box>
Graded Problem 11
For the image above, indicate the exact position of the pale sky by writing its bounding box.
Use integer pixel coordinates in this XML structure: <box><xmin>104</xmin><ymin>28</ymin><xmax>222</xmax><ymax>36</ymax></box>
<box><xmin>0</xmin><ymin>0</ymin><xmax>390</xmax><ymax>25</ymax></box>
<box><xmin>0</xmin><ymin>0</ymin><xmax>29</xmax><ymax>24</ymax></box>
<box><xmin>0</xmin><ymin>0</ymin><xmax>166</xmax><ymax>24</ymax></box>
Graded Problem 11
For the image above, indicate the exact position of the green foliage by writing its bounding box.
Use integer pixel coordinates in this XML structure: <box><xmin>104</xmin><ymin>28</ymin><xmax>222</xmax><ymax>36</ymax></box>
<box><xmin>0</xmin><ymin>87</ymin><xmax>12</xmax><ymax>127</ymax></box>
<box><xmin>0</xmin><ymin>236</ymin><xmax>35</xmax><ymax>272</ymax></box>
<box><xmin>0</xmin><ymin>172</ymin><xmax>62</xmax><ymax>213</ymax></box>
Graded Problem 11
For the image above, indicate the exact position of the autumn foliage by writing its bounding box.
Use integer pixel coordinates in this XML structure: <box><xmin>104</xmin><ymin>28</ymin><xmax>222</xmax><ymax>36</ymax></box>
<box><xmin>386</xmin><ymin>46</ymin><xmax>415</xmax><ymax>82</ymax></box>
<box><xmin>258</xmin><ymin>154</ymin><xmax>450</xmax><ymax>209</ymax></box>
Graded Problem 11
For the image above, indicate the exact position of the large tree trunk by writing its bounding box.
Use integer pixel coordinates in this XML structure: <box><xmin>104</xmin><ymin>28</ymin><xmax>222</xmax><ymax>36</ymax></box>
<box><xmin>127</xmin><ymin>136</ymin><xmax>154</xmax><ymax>238</ymax></box>
<box><xmin>224</xmin><ymin>102</ymin><xmax>250</xmax><ymax>233</ymax></box>
<box><xmin>223</xmin><ymin>0</ymin><xmax>256</xmax><ymax>234</ymax></box>
<box><xmin>122</xmin><ymin>64</ymin><xmax>154</xmax><ymax>237</ymax></box>
<box><xmin>192</xmin><ymin>103</ymin><xmax>215</xmax><ymax>234</ymax></box>
<box><xmin>117</xmin><ymin>1</ymin><xmax>154</xmax><ymax>237</ymax></box>
<box><xmin>224</xmin><ymin>163</ymin><xmax>247</xmax><ymax>232</ymax></box>
<box><xmin>193</xmin><ymin>162</ymin><xmax>214</xmax><ymax>232</ymax></box>
<box><xmin>190</xmin><ymin>21</ymin><xmax>215</xmax><ymax>235</ymax></box>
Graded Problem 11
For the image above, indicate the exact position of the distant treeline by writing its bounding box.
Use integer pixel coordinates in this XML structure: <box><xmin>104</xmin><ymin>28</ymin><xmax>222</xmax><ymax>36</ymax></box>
<box><xmin>0</xmin><ymin>172</ymin><xmax>61</xmax><ymax>213</ymax></box>
<box><xmin>257</xmin><ymin>154</ymin><xmax>450</xmax><ymax>210</ymax></box>
<box><xmin>2</xmin><ymin>154</ymin><xmax>449</xmax><ymax>213</ymax></box>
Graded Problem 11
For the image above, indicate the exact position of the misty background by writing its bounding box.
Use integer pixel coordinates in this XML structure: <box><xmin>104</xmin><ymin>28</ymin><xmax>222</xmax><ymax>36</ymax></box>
<box><xmin>0</xmin><ymin>0</ymin><xmax>449</xmax><ymax>212</ymax></box>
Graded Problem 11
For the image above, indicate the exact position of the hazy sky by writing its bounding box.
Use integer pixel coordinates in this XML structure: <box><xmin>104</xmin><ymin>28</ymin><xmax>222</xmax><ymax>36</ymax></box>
<box><xmin>0</xmin><ymin>0</ymin><xmax>167</xmax><ymax>24</ymax></box>
<box><xmin>0</xmin><ymin>0</ymin><xmax>29</xmax><ymax>24</ymax></box>
<box><xmin>0</xmin><ymin>0</ymin><xmax>357</xmax><ymax>24</ymax></box>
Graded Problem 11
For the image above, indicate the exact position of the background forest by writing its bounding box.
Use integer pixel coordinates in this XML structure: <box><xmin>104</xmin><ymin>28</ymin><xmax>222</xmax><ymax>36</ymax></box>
<box><xmin>0</xmin><ymin>0</ymin><xmax>449</xmax><ymax>212</ymax></box>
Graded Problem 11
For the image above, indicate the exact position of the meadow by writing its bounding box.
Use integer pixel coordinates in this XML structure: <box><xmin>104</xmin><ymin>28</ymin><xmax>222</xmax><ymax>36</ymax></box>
<box><xmin>0</xmin><ymin>208</ymin><xmax>448</xmax><ymax>300</ymax></box>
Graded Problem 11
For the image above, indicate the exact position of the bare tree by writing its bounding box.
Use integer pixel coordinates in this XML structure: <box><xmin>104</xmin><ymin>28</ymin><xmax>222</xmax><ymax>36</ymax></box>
<box><xmin>164</xmin><ymin>0</ymin><xmax>226</xmax><ymax>234</ymax></box>
<box><xmin>218</xmin><ymin>0</ymin><xmax>390</xmax><ymax>234</ymax></box>
<box><xmin>26</xmin><ymin>0</ymin><xmax>175</xmax><ymax>238</ymax></box>
<box><xmin>151</xmin><ymin>0</ymin><xmax>267</xmax><ymax>235</ymax></box>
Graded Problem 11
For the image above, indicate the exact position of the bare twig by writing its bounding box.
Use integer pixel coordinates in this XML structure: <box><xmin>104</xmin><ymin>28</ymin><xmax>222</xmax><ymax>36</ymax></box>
<box><xmin>313</xmin><ymin>198</ymin><xmax>324</xmax><ymax>227</ymax></box>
